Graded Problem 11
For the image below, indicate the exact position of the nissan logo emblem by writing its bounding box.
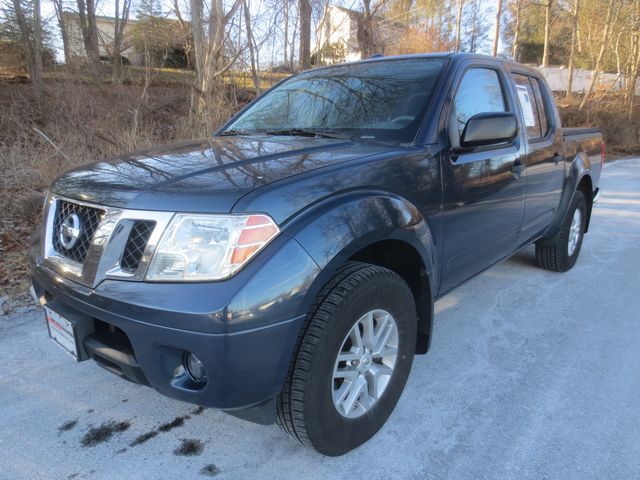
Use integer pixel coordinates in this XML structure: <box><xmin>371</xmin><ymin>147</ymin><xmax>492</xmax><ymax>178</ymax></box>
<box><xmin>59</xmin><ymin>213</ymin><xmax>82</xmax><ymax>249</ymax></box>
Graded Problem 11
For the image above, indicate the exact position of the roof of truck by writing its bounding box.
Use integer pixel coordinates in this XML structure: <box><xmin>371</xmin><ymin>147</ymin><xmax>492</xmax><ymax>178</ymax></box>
<box><xmin>308</xmin><ymin>52</ymin><xmax>542</xmax><ymax>79</ymax></box>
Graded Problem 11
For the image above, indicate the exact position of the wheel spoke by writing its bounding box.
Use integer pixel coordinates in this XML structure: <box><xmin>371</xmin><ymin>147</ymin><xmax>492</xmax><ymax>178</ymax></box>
<box><xmin>342</xmin><ymin>376</ymin><xmax>367</xmax><ymax>415</ymax></box>
<box><xmin>372</xmin><ymin>316</ymin><xmax>394</xmax><ymax>356</ymax></box>
<box><xmin>366</xmin><ymin>363</ymin><xmax>393</xmax><ymax>399</ymax></box>
<box><xmin>332</xmin><ymin>309</ymin><xmax>399</xmax><ymax>418</ymax></box>
<box><xmin>372</xmin><ymin>344</ymin><xmax>398</xmax><ymax>359</ymax></box>
<box><xmin>334</xmin><ymin>379</ymin><xmax>354</xmax><ymax>406</ymax></box>
<box><xmin>361</xmin><ymin>311</ymin><xmax>375</xmax><ymax>349</ymax></box>
<box><xmin>334</xmin><ymin>365</ymin><xmax>359</xmax><ymax>379</ymax></box>
<box><xmin>337</xmin><ymin>350</ymin><xmax>361</xmax><ymax>363</ymax></box>
<box><xmin>349</xmin><ymin>323</ymin><xmax>363</xmax><ymax>349</ymax></box>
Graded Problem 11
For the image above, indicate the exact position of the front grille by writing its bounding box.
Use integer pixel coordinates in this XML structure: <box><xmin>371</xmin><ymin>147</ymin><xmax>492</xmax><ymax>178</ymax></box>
<box><xmin>52</xmin><ymin>200</ymin><xmax>104</xmax><ymax>264</ymax></box>
<box><xmin>120</xmin><ymin>220</ymin><xmax>155</xmax><ymax>273</ymax></box>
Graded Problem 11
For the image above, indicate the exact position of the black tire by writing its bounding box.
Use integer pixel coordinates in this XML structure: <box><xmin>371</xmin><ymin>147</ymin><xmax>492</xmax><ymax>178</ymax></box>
<box><xmin>276</xmin><ymin>261</ymin><xmax>417</xmax><ymax>456</ymax></box>
<box><xmin>535</xmin><ymin>190</ymin><xmax>587</xmax><ymax>272</ymax></box>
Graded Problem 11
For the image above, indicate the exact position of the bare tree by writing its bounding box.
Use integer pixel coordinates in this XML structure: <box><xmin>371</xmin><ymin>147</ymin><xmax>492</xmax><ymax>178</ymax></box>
<box><xmin>542</xmin><ymin>0</ymin><xmax>552</xmax><ymax>66</ymax></box>
<box><xmin>579</xmin><ymin>0</ymin><xmax>617</xmax><ymax>110</ymax></box>
<box><xmin>283</xmin><ymin>0</ymin><xmax>289</xmax><ymax>65</ymax></box>
<box><xmin>566</xmin><ymin>0</ymin><xmax>579</xmax><ymax>100</ymax></box>
<box><xmin>76</xmin><ymin>0</ymin><xmax>100</xmax><ymax>70</ymax></box>
<box><xmin>242</xmin><ymin>0</ymin><xmax>260</xmax><ymax>94</ymax></box>
<box><xmin>10</xmin><ymin>0</ymin><xmax>43</xmax><ymax>106</ymax></box>
<box><xmin>510</xmin><ymin>0</ymin><xmax>522</xmax><ymax>61</ymax></box>
<box><xmin>627</xmin><ymin>0</ymin><xmax>639</xmax><ymax>119</ymax></box>
<box><xmin>463</xmin><ymin>0</ymin><xmax>489</xmax><ymax>53</ymax></box>
<box><xmin>52</xmin><ymin>0</ymin><xmax>71</xmax><ymax>63</ymax></box>
<box><xmin>112</xmin><ymin>0</ymin><xmax>132</xmax><ymax>83</ymax></box>
<box><xmin>190</xmin><ymin>0</ymin><xmax>242</xmax><ymax>120</ymax></box>
<box><xmin>298</xmin><ymin>0</ymin><xmax>311</xmax><ymax>69</ymax></box>
<box><xmin>492</xmin><ymin>0</ymin><xmax>502</xmax><ymax>56</ymax></box>
<box><xmin>455</xmin><ymin>0</ymin><xmax>464</xmax><ymax>52</ymax></box>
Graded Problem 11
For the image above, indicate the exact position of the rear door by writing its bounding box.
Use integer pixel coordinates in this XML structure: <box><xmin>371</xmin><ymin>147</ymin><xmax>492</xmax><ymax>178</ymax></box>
<box><xmin>439</xmin><ymin>62</ymin><xmax>527</xmax><ymax>293</ymax></box>
<box><xmin>509</xmin><ymin>71</ymin><xmax>565</xmax><ymax>241</ymax></box>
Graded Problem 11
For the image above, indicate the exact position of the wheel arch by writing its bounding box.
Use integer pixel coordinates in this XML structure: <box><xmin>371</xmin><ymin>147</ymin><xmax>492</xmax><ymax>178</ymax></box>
<box><xmin>540</xmin><ymin>151</ymin><xmax>594</xmax><ymax>243</ymax></box>
<box><xmin>288</xmin><ymin>192</ymin><xmax>437</xmax><ymax>355</ymax></box>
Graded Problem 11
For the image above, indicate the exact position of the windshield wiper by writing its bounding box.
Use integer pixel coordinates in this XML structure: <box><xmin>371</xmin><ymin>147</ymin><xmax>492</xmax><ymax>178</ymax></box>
<box><xmin>264</xmin><ymin>128</ymin><xmax>353</xmax><ymax>141</ymax></box>
<box><xmin>219</xmin><ymin>129</ymin><xmax>254</xmax><ymax>136</ymax></box>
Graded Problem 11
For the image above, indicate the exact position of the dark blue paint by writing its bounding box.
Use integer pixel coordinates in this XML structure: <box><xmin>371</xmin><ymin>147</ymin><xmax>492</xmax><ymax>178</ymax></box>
<box><xmin>31</xmin><ymin>53</ymin><xmax>603</xmax><ymax>418</ymax></box>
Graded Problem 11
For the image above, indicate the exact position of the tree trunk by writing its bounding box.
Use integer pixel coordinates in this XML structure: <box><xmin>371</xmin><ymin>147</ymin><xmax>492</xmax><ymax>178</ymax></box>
<box><xmin>628</xmin><ymin>0</ymin><xmax>640</xmax><ymax>119</ymax></box>
<box><xmin>52</xmin><ymin>0</ymin><xmax>72</xmax><ymax>64</ymax></box>
<box><xmin>112</xmin><ymin>0</ymin><xmax>131</xmax><ymax>83</ymax></box>
<box><xmin>113</xmin><ymin>0</ymin><xmax>121</xmax><ymax>82</ymax></box>
<box><xmin>455</xmin><ymin>0</ymin><xmax>464</xmax><ymax>52</ymax></box>
<box><xmin>243</xmin><ymin>0</ymin><xmax>261</xmax><ymax>94</ymax></box>
<box><xmin>11</xmin><ymin>0</ymin><xmax>43</xmax><ymax>107</ymax></box>
<box><xmin>512</xmin><ymin>0</ymin><xmax>521</xmax><ymax>61</ymax></box>
<box><xmin>190</xmin><ymin>0</ymin><xmax>207</xmax><ymax>116</ymax></box>
<box><xmin>283</xmin><ymin>0</ymin><xmax>289</xmax><ymax>66</ymax></box>
<box><xmin>190</xmin><ymin>0</ymin><xmax>242</xmax><ymax>120</ymax></box>
<box><xmin>566</xmin><ymin>0</ymin><xmax>579</xmax><ymax>100</ymax></box>
<box><xmin>357</xmin><ymin>0</ymin><xmax>376</xmax><ymax>58</ymax></box>
<box><xmin>492</xmin><ymin>0</ymin><xmax>502</xmax><ymax>57</ymax></box>
<box><xmin>298</xmin><ymin>0</ymin><xmax>311</xmax><ymax>69</ymax></box>
<box><xmin>77</xmin><ymin>0</ymin><xmax>101</xmax><ymax>70</ymax></box>
<box><xmin>542</xmin><ymin>0</ymin><xmax>552</xmax><ymax>67</ymax></box>
<box><xmin>579</xmin><ymin>0</ymin><xmax>616</xmax><ymax>110</ymax></box>
<box><xmin>290</xmin><ymin>9</ymin><xmax>298</xmax><ymax>72</ymax></box>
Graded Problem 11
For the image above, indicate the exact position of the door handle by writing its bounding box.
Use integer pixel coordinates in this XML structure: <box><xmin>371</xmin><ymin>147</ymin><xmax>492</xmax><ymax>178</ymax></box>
<box><xmin>553</xmin><ymin>153</ymin><xmax>562</xmax><ymax>165</ymax></box>
<box><xmin>511</xmin><ymin>160</ymin><xmax>524</xmax><ymax>177</ymax></box>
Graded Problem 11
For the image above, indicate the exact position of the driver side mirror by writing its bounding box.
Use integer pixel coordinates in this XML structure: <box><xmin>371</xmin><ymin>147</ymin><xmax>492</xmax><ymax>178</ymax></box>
<box><xmin>459</xmin><ymin>112</ymin><xmax>518</xmax><ymax>149</ymax></box>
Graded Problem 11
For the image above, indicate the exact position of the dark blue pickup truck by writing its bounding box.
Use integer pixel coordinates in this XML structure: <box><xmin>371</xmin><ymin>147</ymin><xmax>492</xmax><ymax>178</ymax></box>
<box><xmin>30</xmin><ymin>53</ymin><xmax>603</xmax><ymax>455</ymax></box>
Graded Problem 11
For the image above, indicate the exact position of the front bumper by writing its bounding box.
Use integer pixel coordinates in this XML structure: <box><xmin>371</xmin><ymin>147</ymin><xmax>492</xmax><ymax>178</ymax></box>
<box><xmin>29</xmin><ymin>230</ymin><xmax>320</xmax><ymax>417</ymax></box>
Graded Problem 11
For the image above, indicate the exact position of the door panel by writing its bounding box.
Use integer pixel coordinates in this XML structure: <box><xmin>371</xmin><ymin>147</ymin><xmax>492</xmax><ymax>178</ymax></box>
<box><xmin>439</xmin><ymin>65</ymin><xmax>527</xmax><ymax>293</ymax></box>
<box><xmin>440</xmin><ymin>145</ymin><xmax>526</xmax><ymax>292</ymax></box>
<box><xmin>511</xmin><ymin>74</ymin><xmax>564</xmax><ymax>240</ymax></box>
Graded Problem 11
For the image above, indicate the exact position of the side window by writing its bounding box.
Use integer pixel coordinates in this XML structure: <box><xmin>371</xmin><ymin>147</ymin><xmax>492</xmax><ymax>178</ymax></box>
<box><xmin>512</xmin><ymin>73</ymin><xmax>541</xmax><ymax>140</ymax></box>
<box><xmin>454</xmin><ymin>68</ymin><xmax>507</xmax><ymax>136</ymax></box>
<box><xmin>531</xmin><ymin>78</ymin><xmax>551</xmax><ymax>137</ymax></box>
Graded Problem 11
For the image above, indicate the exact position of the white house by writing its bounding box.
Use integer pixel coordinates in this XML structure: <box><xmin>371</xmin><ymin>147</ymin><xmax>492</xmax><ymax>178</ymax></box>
<box><xmin>314</xmin><ymin>5</ymin><xmax>407</xmax><ymax>65</ymax></box>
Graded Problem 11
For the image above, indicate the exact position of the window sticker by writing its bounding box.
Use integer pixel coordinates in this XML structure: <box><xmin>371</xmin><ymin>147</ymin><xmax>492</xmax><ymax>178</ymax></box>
<box><xmin>516</xmin><ymin>84</ymin><xmax>537</xmax><ymax>127</ymax></box>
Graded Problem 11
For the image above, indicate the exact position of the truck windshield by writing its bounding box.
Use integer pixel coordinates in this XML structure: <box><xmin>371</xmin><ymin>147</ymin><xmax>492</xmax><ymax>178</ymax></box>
<box><xmin>223</xmin><ymin>58</ymin><xmax>446</xmax><ymax>143</ymax></box>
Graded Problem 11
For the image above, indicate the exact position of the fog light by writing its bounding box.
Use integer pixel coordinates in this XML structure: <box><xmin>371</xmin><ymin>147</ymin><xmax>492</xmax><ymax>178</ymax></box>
<box><xmin>184</xmin><ymin>353</ymin><xmax>207</xmax><ymax>383</ymax></box>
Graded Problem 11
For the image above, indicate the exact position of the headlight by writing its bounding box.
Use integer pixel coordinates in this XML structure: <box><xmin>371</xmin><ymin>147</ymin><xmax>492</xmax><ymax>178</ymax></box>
<box><xmin>146</xmin><ymin>213</ymin><xmax>279</xmax><ymax>281</ymax></box>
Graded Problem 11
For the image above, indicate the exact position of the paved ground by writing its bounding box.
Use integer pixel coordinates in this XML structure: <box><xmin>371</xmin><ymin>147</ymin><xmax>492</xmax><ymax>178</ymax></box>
<box><xmin>1</xmin><ymin>159</ymin><xmax>640</xmax><ymax>480</ymax></box>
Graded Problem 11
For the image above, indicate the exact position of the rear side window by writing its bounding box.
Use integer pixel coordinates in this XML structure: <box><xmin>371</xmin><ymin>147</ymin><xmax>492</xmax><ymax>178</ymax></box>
<box><xmin>454</xmin><ymin>68</ymin><xmax>507</xmax><ymax>136</ymax></box>
<box><xmin>512</xmin><ymin>73</ymin><xmax>541</xmax><ymax>140</ymax></box>
<box><xmin>531</xmin><ymin>78</ymin><xmax>551</xmax><ymax>137</ymax></box>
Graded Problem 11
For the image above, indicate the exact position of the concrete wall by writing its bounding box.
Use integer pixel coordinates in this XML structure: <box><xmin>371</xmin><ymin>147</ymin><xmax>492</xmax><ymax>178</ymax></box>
<box><xmin>538</xmin><ymin>66</ymin><xmax>640</xmax><ymax>96</ymax></box>
<box><xmin>64</xmin><ymin>14</ymin><xmax>140</xmax><ymax>64</ymax></box>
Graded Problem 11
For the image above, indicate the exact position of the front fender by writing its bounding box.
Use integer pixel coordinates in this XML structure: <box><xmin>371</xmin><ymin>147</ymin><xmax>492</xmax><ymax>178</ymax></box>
<box><xmin>285</xmin><ymin>191</ymin><xmax>437</xmax><ymax>319</ymax></box>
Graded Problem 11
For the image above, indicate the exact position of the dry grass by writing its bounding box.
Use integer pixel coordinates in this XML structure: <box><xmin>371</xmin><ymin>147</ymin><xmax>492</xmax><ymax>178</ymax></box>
<box><xmin>0</xmin><ymin>75</ymin><xmax>254</xmax><ymax>297</ymax></box>
<box><xmin>555</xmin><ymin>93</ymin><xmax>640</xmax><ymax>158</ymax></box>
<box><xmin>0</xmin><ymin>74</ymin><xmax>638</xmax><ymax>299</ymax></box>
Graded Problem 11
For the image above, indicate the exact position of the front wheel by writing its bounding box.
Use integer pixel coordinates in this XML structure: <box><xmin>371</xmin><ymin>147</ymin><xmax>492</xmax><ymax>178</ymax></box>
<box><xmin>535</xmin><ymin>190</ymin><xmax>587</xmax><ymax>272</ymax></box>
<box><xmin>276</xmin><ymin>262</ymin><xmax>417</xmax><ymax>456</ymax></box>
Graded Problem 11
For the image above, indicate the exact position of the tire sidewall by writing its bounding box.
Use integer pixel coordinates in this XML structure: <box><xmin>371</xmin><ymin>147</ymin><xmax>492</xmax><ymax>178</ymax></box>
<box><xmin>303</xmin><ymin>272</ymin><xmax>416</xmax><ymax>456</ymax></box>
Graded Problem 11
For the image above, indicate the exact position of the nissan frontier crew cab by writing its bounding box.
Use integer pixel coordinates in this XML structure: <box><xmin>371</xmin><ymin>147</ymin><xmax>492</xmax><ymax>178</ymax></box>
<box><xmin>30</xmin><ymin>53</ymin><xmax>603</xmax><ymax>456</ymax></box>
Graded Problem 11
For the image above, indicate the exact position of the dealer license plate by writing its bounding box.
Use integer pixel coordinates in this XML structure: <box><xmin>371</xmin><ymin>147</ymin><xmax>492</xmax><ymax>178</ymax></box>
<box><xmin>45</xmin><ymin>306</ymin><xmax>79</xmax><ymax>360</ymax></box>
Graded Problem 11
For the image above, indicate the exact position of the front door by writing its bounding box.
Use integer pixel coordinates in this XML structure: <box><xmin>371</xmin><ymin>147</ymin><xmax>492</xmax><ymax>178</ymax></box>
<box><xmin>439</xmin><ymin>65</ymin><xmax>527</xmax><ymax>293</ymax></box>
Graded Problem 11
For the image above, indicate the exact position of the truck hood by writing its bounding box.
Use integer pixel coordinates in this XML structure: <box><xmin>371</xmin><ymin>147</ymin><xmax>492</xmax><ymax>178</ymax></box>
<box><xmin>50</xmin><ymin>136</ymin><xmax>381</xmax><ymax>212</ymax></box>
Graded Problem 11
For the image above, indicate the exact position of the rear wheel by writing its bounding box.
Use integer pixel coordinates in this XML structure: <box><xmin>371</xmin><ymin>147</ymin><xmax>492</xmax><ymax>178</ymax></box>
<box><xmin>535</xmin><ymin>190</ymin><xmax>587</xmax><ymax>272</ymax></box>
<box><xmin>276</xmin><ymin>262</ymin><xmax>417</xmax><ymax>456</ymax></box>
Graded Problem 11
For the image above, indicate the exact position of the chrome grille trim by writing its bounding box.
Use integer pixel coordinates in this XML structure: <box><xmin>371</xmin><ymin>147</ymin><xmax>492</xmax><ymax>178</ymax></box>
<box><xmin>42</xmin><ymin>195</ymin><xmax>174</xmax><ymax>288</ymax></box>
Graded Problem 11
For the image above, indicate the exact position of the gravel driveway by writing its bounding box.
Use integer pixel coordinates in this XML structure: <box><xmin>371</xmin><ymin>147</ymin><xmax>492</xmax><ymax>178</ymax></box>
<box><xmin>1</xmin><ymin>158</ymin><xmax>639</xmax><ymax>480</ymax></box>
